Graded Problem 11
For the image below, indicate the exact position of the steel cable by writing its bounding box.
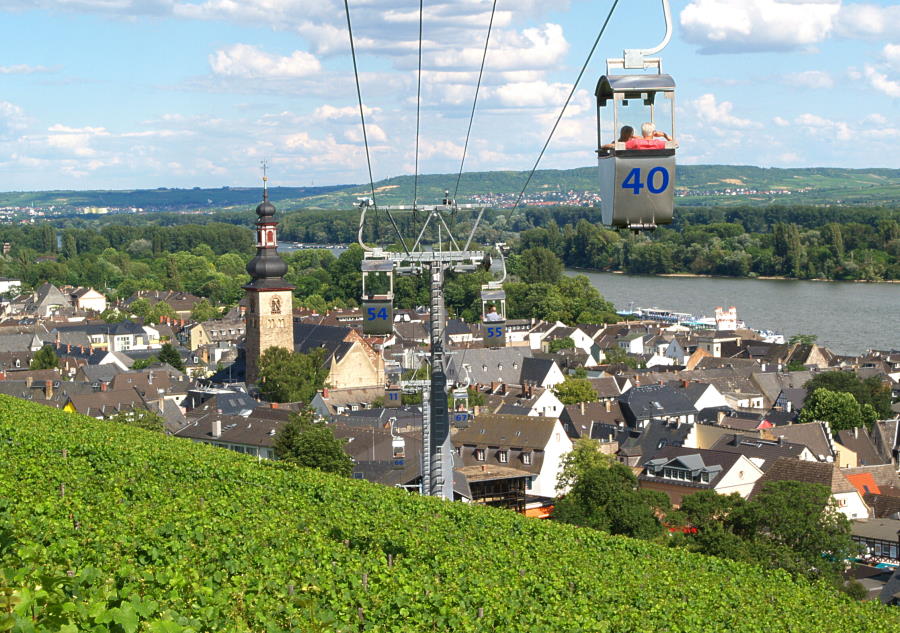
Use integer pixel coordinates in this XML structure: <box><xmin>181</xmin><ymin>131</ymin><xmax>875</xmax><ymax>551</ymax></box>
<box><xmin>512</xmin><ymin>0</ymin><xmax>620</xmax><ymax>210</ymax></box>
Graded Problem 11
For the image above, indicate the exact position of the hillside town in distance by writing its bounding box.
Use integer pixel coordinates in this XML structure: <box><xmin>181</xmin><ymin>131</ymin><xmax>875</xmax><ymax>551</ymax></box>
<box><xmin>1</xmin><ymin>195</ymin><xmax>899</xmax><ymax>606</ymax></box>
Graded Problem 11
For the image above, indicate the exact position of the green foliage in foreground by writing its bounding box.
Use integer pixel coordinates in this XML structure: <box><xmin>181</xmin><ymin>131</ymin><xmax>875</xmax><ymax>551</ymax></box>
<box><xmin>0</xmin><ymin>396</ymin><xmax>897</xmax><ymax>632</ymax></box>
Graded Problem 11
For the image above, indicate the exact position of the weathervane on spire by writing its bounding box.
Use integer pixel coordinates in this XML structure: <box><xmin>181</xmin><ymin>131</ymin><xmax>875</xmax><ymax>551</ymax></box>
<box><xmin>261</xmin><ymin>159</ymin><xmax>269</xmax><ymax>202</ymax></box>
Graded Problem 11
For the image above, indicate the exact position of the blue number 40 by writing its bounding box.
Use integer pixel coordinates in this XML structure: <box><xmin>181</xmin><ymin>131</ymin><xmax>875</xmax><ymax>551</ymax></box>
<box><xmin>622</xmin><ymin>167</ymin><xmax>669</xmax><ymax>195</ymax></box>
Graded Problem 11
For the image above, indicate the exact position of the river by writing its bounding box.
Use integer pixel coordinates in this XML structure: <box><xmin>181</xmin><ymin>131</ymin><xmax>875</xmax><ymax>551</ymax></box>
<box><xmin>569</xmin><ymin>270</ymin><xmax>899</xmax><ymax>356</ymax></box>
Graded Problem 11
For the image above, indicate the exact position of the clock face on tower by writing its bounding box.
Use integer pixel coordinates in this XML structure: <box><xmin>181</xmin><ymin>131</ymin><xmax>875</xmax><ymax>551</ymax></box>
<box><xmin>270</xmin><ymin>295</ymin><xmax>282</xmax><ymax>314</ymax></box>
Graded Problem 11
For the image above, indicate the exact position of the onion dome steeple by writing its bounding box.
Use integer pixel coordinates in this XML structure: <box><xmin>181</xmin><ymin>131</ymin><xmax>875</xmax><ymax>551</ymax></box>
<box><xmin>244</xmin><ymin>163</ymin><xmax>292</xmax><ymax>289</ymax></box>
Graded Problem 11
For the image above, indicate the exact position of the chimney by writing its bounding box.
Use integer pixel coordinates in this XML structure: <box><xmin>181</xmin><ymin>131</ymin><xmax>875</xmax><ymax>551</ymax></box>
<box><xmin>481</xmin><ymin>464</ymin><xmax>486</xmax><ymax>472</ymax></box>
<box><xmin>681</xmin><ymin>379</ymin><xmax>688</xmax><ymax>389</ymax></box>
<box><xmin>66</xmin><ymin>344</ymin><xmax>71</xmax><ymax>353</ymax></box>
<box><xmin>777</xmin><ymin>436</ymin><xmax>783</xmax><ymax>445</ymax></box>
<box><xmin>605</xmin><ymin>400</ymin><xmax>611</xmax><ymax>413</ymax></box>
<box><xmin>716</xmin><ymin>410</ymin><xmax>726</xmax><ymax>425</ymax></box>
<box><xmin>0</xmin><ymin>371</ymin><xmax>5</xmax><ymax>381</ymax></box>
<box><xmin>580</xmin><ymin>401</ymin><xmax>585</xmax><ymax>415</ymax></box>
<box><xmin>634</xmin><ymin>376</ymin><xmax>640</xmax><ymax>386</ymax></box>
<box><xmin>323</xmin><ymin>388</ymin><xmax>329</xmax><ymax>399</ymax></box>
<box><xmin>854</xmin><ymin>426</ymin><xmax>859</xmax><ymax>439</ymax></box>
<box><xmin>271</xmin><ymin>402</ymin><xmax>279</xmax><ymax>409</ymax></box>
<box><xmin>100</xmin><ymin>382</ymin><xmax>107</xmax><ymax>392</ymax></box>
<box><xmin>25</xmin><ymin>376</ymin><xmax>33</xmax><ymax>388</ymax></box>
<box><xmin>44</xmin><ymin>380</ymin><xmax>53</xmax><ymax>399</ymax></box>
<box><xmin>212</xmin><ymin>419</ymin><xmax>222</xmax><ymax>438</ymax></box>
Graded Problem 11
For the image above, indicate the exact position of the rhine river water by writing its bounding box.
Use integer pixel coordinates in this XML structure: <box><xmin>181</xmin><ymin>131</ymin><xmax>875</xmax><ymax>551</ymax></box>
<box><xmin>569</xmin><ymin>270</ymin><xmax>899</xmax><ymax>356</ymax></box>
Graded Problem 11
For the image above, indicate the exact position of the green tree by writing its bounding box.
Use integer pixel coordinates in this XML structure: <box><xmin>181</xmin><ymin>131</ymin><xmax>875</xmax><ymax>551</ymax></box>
<box><xmin>798</xmin><ymin>387</ymin><xmax>867</xmax><ymax>431</ymax></box>
<box><xmin>273</xmin><ymin>408</ymin><xmax>353</xmax><ymax>476</ymax></box>
<box><xmin>190</xmin><ymin>298</ymin><xmax>220</xmax><ymax>323</ymax></box>
<box><xmin>128</xmin><ymin>297</ymin><xmax>152</xmax><ymax>320</ymax></box>
<box><xmin>157</xmin><ymin>343</ymin><xmax>185</xmax><ymax>372</ymax></box>
<box><xmin>547</xmin><ymin>337</ymin><xmax>575</xmax><ymax>353</ymax></box>
<box><xmin>553</xmin><ymin>376</ymin><xmax>598</xmax><ymax>405</ymax></box>
<box><xmin>131</xmin><ymin>356</ymin><xmax>160</xmax><ymax>370</ymax></box>
<box><xmin>731</xmin><ymin>480</ymin><xmax>856</xmax><ymax>582</ymax></box>
<box><xmin>258</xmin><ymin>347</ymin><xmax>329</xmax><ymax>403</ymax></box>
<box><xmin>518</xmin><ymin>247</ymin><xmax>563</xmax><ymax>284</ymax></box>
<box><xmin>602</xmin><ymin>346</ymin><xmax>640</xmax><ymax>369</ymax></box>
<box><xmin>108</xmin><ymin>408</ymin><xmax>165</xmax><ymax>433</ymax></box>
<box><xmin>147</xmin><ymin>301</ymin><xmax>176</xmax><ymax>324</ymax></box>
<box><xmin>805</xmin><ymin>371</ymin><xmax>893</xmax><ymax>419</ymax></box>
<box><xmin>553</xmin><ymin>446</ymin><xmax>664</xmax><ymax>539</ymax></box>
<box><xmin>100</xmin><ymin>308</ymin><xmax>125</xmax><ymax>323</ymax></box>
<box><xmin>788</xmin><ymin>333</ymin><xmax>818</xmax><ymax>345</ymax></box>
<box><xmin>30</xmin><ymin>346</ymin><xmax>59</xmax><ymax>370</ymax></box>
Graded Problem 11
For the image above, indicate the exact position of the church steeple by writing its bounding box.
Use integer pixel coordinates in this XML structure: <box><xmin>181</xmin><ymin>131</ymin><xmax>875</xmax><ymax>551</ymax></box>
<box><xmin>245</xmin><ymin>161</ymin><xmax>289</xmax><ymax>287</ymax></box>
<box><xmin>243</xmin><ymin>162</ymin><xmax>294</xmax><ymax>386</ymax></box>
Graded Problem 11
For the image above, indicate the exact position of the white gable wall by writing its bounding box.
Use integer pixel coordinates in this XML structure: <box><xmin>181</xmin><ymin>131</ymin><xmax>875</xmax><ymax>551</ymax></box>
<box><xmin>713</xmin><ymin>455</ymin><xmax>764</xmax><ymax>498</ymax></box>
<box><xmin>531</xmin><ymin>419</ymin><xmax>573</xmax><ymax>498</ymax></box>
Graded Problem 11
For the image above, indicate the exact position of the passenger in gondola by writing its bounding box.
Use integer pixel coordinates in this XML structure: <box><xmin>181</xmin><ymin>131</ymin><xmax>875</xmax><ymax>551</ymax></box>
<box><xmin>601</xmin><ymin>125</ymin><xmax>635</xmax><ymax>150</ymax></box>
<box><xmin>484</xmin><ymin>305</ymin><xmax>503</xmax><ymax>322</ymax></box>
<box><xmin>626</xmin><ymin>122</ymin><xmax>674</xmax><ymax>150</ymax></box>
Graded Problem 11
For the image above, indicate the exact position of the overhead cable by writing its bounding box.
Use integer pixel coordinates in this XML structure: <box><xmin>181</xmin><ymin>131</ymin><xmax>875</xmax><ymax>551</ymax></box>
<box><xmin>453</xmin><ymin>0</ymin><xmax>499</xmax><ymax>202</ymax></box>
<box><xmin>512</xmin><ymin>0</ymin><xmax>620</xmax><ymax>210</ymax></box>
<box><xmin>343</xmin><ymin>0</ymin><xmax>411</xmax><ymax>254</ymax></box>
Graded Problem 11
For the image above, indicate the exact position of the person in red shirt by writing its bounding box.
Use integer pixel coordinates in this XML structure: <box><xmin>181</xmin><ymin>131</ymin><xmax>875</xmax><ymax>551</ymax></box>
<box><xmin>625</xmin><ymin>122</ymin><xmax>674</xmax><ymax>150</ymax></box>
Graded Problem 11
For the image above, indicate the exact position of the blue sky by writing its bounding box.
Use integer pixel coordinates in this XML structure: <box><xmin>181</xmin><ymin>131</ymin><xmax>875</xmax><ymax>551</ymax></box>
<box><xmin>0</xmin><ymin>0</ymin><xmax>898</xmax><ymax>192</ymax></box>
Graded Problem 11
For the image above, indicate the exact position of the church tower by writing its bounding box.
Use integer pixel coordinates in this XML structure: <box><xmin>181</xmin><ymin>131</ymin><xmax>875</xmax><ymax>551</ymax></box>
<box><xmin>243</xmin><ymin>168</ymin><xmax>294</xmax><ymax>385</ymax></box>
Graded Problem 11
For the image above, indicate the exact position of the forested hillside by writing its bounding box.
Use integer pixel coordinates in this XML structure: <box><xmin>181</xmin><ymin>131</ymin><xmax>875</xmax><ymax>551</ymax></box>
<box><xmin>0</xmin><ymin>396</ymin><xmax>897</xmax><ymax>632</ymax></box>
<box><xmin>2</xmin><ymin>165</ymin><xmax>898</xmax><ymax>210</ymax></box>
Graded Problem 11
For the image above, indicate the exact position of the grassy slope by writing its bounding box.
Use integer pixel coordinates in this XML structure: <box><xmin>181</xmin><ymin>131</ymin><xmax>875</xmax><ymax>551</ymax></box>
<box><xmin>0</xmin><ymin>395</ymin><xmax>897</xmax><ymax>632</ymax></box>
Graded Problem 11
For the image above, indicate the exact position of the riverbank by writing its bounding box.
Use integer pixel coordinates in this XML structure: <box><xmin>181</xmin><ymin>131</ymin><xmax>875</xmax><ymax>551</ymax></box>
<box><xmin>567</xmin><ymin>269</ymin><xmax>900</xmax><ymax>355</ymax></box>
<box><xmin>573</xmin><ymin>268</ymin><xmax>899</xmax><ymax>284</ymax></box>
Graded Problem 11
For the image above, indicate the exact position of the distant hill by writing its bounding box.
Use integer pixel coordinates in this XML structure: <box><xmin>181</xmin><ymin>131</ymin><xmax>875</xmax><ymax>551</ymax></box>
<box><xmin>1</xmin><ymin>394</ymin><xmax>897</xmax><ymax>631</ymax></box>
<box><xmin>2</xmin><ymin>165</ymin><xmax>898</xmax><ymax>210</ymax></box>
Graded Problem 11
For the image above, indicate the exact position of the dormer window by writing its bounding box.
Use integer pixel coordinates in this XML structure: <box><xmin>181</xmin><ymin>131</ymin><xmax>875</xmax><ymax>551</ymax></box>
<box><xmin>522</xmin><ymin>451</ymin><xmax>532</xmax><ymax>465</ymax></box>
<box><xmin>474</xmin><ymin>448</ymin><xmax>485</xmax><ymax>461</ymax></box>
<box><xmin>498</xmin><ymin>450</ymin><xmax>508</xmax><ymax>464</ymax></box>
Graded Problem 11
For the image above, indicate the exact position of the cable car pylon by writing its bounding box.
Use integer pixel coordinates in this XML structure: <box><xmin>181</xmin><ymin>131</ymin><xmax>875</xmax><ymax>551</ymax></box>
<box><xmin>358</xmin><ymin>195</ymin><xmax>490</xmax><ymax>499</ymax></box>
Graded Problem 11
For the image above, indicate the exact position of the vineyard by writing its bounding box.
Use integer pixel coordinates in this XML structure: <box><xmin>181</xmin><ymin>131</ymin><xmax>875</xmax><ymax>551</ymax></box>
<box><xmin>0</xmin><ymin>395</ymin><xmax>897</xmax><ymax>632</ymax></box>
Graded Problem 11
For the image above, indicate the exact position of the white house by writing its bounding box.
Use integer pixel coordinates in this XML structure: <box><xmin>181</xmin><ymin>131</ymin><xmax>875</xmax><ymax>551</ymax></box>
<box><xmin>453</xmin><ymin>414</ymin><xmax>573</xmax><ymax>499</ymax></box>
<box><xmin>639</xmin><ymin>447</ymin><xmax>765</xmax><ymax>507</ymax></box>
<box><xmin>71</xmin><ymin>287</ymin><xmax>107</xmax><ymax>313</ymax></box>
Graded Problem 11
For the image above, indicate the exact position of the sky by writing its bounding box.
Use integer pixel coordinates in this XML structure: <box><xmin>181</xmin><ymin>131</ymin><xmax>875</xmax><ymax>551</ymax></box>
<box><xmin>0</xmin><ymin>0</ymin><xmax>898</xmax><ymax>192</ymax></box>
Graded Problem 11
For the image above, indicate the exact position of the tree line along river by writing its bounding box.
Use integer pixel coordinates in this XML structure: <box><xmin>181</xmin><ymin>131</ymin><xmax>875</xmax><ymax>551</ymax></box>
<box><xmin>569</xmin><ymin>270</ymin><xmax>900</xmax><ymax>356</ymax></box>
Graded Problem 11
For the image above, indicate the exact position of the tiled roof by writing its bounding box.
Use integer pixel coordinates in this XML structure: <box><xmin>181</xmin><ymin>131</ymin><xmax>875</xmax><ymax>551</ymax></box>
<box><xmin>751</xmin><ymin>458</ymin><xmax>856</xmax><ymax>495</ymax></box>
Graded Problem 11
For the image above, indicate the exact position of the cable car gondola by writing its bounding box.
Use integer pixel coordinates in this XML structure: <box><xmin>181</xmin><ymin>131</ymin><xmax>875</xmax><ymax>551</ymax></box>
<box><xmin>480</xmin><ymin>283</ymin><xmax>507</xmax><ymax>348</ymax></box>
<box><xmin>361</xmin><ymin>255</ymin><xmax>394</xmax><ymax>335</ymax></box>
<box><xmin>596</xmin><ymin>0</ymin><xmax>677</xmax><ymax>231</ymax></box>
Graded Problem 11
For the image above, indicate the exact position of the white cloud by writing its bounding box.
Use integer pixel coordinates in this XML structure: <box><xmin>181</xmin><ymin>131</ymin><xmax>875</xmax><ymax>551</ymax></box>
<box><xmin>784</xmin><ymin>70</ymin><xmax>834</xmax><ymax>89</ymax></box>
<box><xmin>0</xmin><ymin>101</ymin><xmax>27</xmax><ymax>139</ymax></box>
<box><xmin>773</xmin><ymin>116</ymin><xmax>790</xmax><ymax>126</ymax></box>
<box><xmin>883</xmin><ymin>43</ymin><xmax>900</xmax><ymax>71</ymax></box>
<box><xmin>425</xmin><ymin>23</ymin><xmax>568</xmax><ymax>71</ymax></box>
<box><xmin>833</xmin><ymin>3</ymin><xmax>900</xmax><ymax>39</ymax></box>
<box><xmin>0</xmin><ymin>64</ymin><xmax>55</xmax><ymax>74</ymax></box>
<box><xmin>209</xmin><ymin>44</ymin><xmax>321</xmax><ymax>78</ymax></box>
<box><xmin>492</xmin><ymin>81</ymin><xmax>571</xmax><ymax>108</ymax></box>
<box><xmin>680</xmin><ymin>0</ymin><xmax>840</xmax><ymax>53</ymax></box>
<box><xmin>795</xmin><ymin>113</ymin><xmax>853</xmax><ymax>140</ymax></box>
<box><xmin>343</xmin><ymin>123</ymin><xmax>387</xmax><ymax>143</ymax></box>
<box><xmin>863</xmin><ymin>65</ymin><xmax>900</xmax><ymax>97</ymax></box>
<box><xmin>313</xmin><ymin>104</ymin><xmax>377</xmax><ymax>121</ymax></box>
<box><xmin>690</xmin><ymin>94</ymin><xmax>762</xmax><ymax>130</ymax></box>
